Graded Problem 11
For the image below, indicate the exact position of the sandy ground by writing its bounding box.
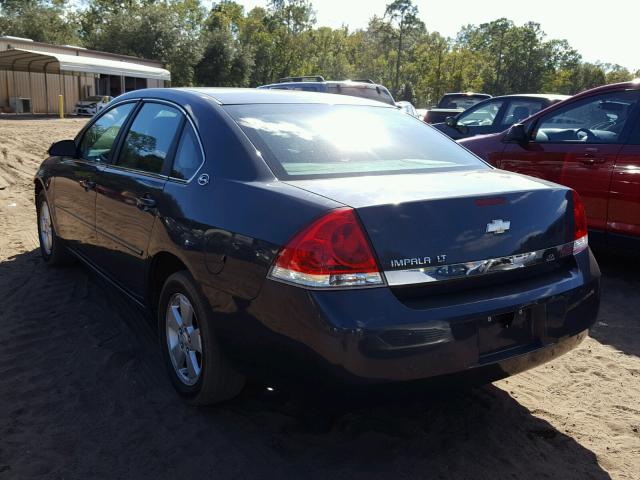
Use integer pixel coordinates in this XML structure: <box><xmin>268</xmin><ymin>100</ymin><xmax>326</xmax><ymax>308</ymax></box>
<box><xmin>0</xmin><ymin>117</ymin><xmax>638</xmax><ymax>480</ymax></box>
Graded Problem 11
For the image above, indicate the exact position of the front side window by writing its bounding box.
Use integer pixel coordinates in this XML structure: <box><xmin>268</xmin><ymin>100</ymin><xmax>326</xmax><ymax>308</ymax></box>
<box><xmin>534</xmin><ymin>90</ymin><xmax>640</xmax><ymax>144</ymax></box>
<box><xmin>117</xmin><ymin>103</ymin><xmax>183</xmax><ymax>174</ymax></box>
<box><xmin>458</xmin><ymin>100</ymin><xmax>504</xmax><ymax>127</ymax></box>
<box><xmin>79</xmin><ymin>103</ymin><xmax>135</xmax><ymax>162</ymax></box>
<box><xmin>500</xmin><ymin>100</ymin><xmax>545</xmax><ymax>126</ymax></box>
<box><xmin>171</xmin><ymin>124</ymin><xmax>203</xmax><ymax>180</ymax></box>
<box><xmin>226</xmin><ymin>104</ymin><xmax>488</xmax><ymax>179</ymax></box>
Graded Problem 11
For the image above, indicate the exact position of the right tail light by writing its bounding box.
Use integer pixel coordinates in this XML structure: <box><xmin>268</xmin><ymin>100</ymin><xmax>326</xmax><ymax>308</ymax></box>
<box><xmin>572</xmin><ymin>190</ymin><xmax>588</xmax><ymax>254</ymax></box>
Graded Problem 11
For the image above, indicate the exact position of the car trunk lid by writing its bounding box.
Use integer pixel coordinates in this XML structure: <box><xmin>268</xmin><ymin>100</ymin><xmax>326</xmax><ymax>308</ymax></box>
<box><xmin>285</xmin><ymin>169</ymin><xmax>575</xmax><ymax>285</ymax></box>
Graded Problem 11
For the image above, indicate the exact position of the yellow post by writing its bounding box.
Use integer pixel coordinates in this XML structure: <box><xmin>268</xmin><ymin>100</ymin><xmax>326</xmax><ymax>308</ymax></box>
<box><xmin>58</xmin><ymin>94</ymin><xmax>64</xmax><ymax>119</ymax></box>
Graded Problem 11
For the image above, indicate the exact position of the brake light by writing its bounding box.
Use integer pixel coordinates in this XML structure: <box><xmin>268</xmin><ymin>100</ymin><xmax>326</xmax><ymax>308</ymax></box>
<box><xmin>269</xmin><ymin>208</ymin><xmax>384</xmax><ymax>288</ymax></box>
<box><xmin>572</xmin><ymin>190</ymin><xmax>588</xmax><ymax>254</ymax></box>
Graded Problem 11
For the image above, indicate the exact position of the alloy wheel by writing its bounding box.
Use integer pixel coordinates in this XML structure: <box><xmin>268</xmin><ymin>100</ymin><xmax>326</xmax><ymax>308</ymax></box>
<box><xmin>165</xmin><ymin>293</ymin><xmax>203</xmax><ymax>386</ymax></box>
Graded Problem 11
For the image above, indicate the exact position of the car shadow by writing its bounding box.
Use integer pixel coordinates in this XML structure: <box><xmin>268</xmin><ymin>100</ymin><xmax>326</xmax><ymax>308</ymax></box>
<box><xmin>589</xmin><ymin>249</ymin><xmax>640</xmax><ymax>358</ymax></box>
<box><xmin>0</xmin><ymin>248</ymin><xmax>612</xmax><ymax>479</ymax></box>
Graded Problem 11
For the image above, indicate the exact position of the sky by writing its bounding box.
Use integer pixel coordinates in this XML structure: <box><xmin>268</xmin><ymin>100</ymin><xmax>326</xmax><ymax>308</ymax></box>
<box><xmin>235</xmin><ymin>0</ymin><xmax>639</xmax><ymax>73</ymax></box>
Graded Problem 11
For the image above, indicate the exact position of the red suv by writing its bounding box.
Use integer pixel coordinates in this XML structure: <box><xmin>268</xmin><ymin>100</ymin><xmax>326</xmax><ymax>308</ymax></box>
<box><xmin>460</xmin><ymin>80</ymin><xmax>640</xmax><ymax>251</ymax></box>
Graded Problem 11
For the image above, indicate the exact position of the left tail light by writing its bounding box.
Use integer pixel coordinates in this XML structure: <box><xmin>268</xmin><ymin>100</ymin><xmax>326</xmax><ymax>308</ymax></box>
<box><xmin>572</xmin><ymin>190</ymin><xmax>588</xmax><ymax>254</ymax></box>
<box><xmin>269</xmin><ymin>207</ymin><xmax>384</xmax><ymax>288</ymax></box>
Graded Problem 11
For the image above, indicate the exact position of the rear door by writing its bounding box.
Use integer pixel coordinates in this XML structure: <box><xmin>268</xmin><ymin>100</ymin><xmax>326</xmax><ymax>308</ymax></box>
<box><xmin>607</xmin><ymin>113</ymin><xmax>640</xmax><ymax>242</ymax></box>
<box><xmin>499</xmin><ymin>89</ymin><xmax>640</xmax><ymax>232</ymax></box>
<box><xmin>93</xmin><ymin>101</ymin><xmax>184</xmax><ymax>297</ymax></box>
<box><xmin>54</xmin><ymin>102</ymin><xmax>136</xmax><ymax>255</ymax></box>
<box><xmin>497</xmin><ymin>97</ymin><xmax>546</xmax><ymax>130</ymax></box>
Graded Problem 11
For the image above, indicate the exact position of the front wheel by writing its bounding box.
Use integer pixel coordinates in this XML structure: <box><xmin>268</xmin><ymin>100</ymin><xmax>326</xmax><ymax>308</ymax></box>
<box><xmin>158</xmin><ymin>271</ymin><xmax>245</xmax><ymax>405</ymax></box>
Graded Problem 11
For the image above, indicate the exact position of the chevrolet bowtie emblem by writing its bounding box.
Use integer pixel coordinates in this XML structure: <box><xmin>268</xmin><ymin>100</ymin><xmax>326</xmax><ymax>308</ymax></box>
<box><xmin>486</xmin><ymin>219</ymin><xmax>511</xmax><ymax>234</ymax></box>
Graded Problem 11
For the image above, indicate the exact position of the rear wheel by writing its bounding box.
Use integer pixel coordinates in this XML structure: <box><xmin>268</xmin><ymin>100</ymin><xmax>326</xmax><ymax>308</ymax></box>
<box><xmin>158</xmin><ymin>271</ymin><xmax>245</xmax><ymax>404</ymax></box>
<box><xmin>36</xmin><ymin>191</ymin><xmax>72</xmax><ymax>266</ymax></box>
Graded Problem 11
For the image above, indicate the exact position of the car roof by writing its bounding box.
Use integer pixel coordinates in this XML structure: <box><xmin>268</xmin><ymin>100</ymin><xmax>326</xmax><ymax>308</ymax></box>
<box><xmin>442</xmin><ymin>92</ymin><xmax>491</xmax><ymax>97</ymax></box>
<box><xmin>571</xmin><ymin>78</ymin><xmax>640</xmax><ymax>99</ymax></box>
<box><xmin>260</xmin><ymin>79</ymin><xmax>388</xmax><ymax>89</ymax></box>
<box><xmin>492</xmin><ymin>93</ymin><xmax>570</xmax><ymax>101</ymax></box>
<box><xmin>175</xmin><ymin>87</ymin><xmax>395</xmax><ymax>107</ymax></box>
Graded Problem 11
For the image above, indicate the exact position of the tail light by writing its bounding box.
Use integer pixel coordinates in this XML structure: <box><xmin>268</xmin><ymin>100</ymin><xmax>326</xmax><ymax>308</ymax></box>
<box><xmin>572</xmin><ymin>190</ymin><xmax>588</xmax><ymax>254</ymax></box>
<box><xmin>269</xmin><ymin>208</ymin><xmax>384</xmax><ymax>288</ymax></box>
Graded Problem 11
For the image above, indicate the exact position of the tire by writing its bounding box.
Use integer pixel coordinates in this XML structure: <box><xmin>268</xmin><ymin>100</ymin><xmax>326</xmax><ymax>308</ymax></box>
<box><xmin>158</xmin><ymin>271</ymin><xmax>245</xmax><ymax>405</ymax></box>
<box><xmin>36</xmin><ymin>190</ymin><xmax>72</xmax><ymax>266</ymax></box>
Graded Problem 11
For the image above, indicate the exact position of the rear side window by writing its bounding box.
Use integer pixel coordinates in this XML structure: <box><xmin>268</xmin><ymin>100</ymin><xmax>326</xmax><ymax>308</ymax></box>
<box><xmin>117</xmin><ymin>103</ymin><xmax>183</xmax><ymax>174</ymax></box>
<box><xmin>79</xmin><ymin>103</ymin><xmax>135</xmax><ymax>162</ymax></box>
<box><xmin>226</xmin><ymin>104</ymin><xmax>487</xmax><ymax>180</ymax></box>
<box><xmin>629</xmin><ymin>116</ymin><xmax>640</xmax><ymax>145</ymax></box>
<box><xmin>438</xmin><ymin>95</ymin><xmax>488</xmax><ymax>109</ymax></box>
<box><xmin>500</xmin><ymin>100</ymin><xmax>545</xmax><ymax>125</ymax></box>
<box><xmin>171</xmin><ymin>124</ymin><xmax>203</xmax><ymax>180</ymax></box>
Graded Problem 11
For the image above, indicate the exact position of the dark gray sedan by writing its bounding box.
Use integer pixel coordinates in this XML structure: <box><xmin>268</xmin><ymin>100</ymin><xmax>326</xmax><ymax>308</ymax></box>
<box><xmin>434</xmin><ymin>94</ymin><xmax>569</xmax><ymax>140</ymax></box>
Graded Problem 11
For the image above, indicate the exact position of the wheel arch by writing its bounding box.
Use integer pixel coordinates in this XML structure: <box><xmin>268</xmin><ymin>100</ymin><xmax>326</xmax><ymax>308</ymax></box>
<box><xmin>146</xmin><ymin>251</ymin><xmax>192</xmax><ymax>316</ymax></box>
<box><xmin>34</xmin><ymin>178</ymin><xmax>45</xmax><ymax>201</ymax></box>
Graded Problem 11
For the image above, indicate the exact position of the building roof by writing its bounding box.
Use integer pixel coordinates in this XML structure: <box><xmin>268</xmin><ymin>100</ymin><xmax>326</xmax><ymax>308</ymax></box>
<box><xmin>0</xmin><ymin>36</ymin><xmax>163</xmax><ymax>66</ymax></box>
<box><xmin>0</xmin><ymin>48</ymin><xmax>171</xmax><ymax>80</ymax></box>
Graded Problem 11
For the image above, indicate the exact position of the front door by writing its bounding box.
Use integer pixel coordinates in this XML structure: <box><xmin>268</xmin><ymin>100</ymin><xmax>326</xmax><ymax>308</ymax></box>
<box><xmin>449</xmin><ymin>98</ymin><xmax>506</xmax><ymax>140</ymax></box>
<box><xmin>94</xmin><ymin>101</ymin><xmax>184</xmax><ymax>298</ymax></box>
<box><xmin>53</xmin><ymin>102</ymin><xmax>136</xmax><ymax>255</ymax></box>
<box><xmin>499</xmin><ymin>90</ymin><xmax>640</xmax><ymax>232</ymax></box>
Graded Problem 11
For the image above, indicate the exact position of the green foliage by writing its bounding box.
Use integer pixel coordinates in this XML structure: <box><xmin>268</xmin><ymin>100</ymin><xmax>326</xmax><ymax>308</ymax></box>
<box><xmin>79</xmin><ymin>0</ymin><xmax>206</xmax><ymax>86</ymax></box>
<box><xmin>0</xmin><ymin>0</ymin><xmax>80</xmax><ymax>44</ymax></box>
<box><xmin>0</xmin><ymin>0</ymin><xmax>635</xmax><ymax>102</ymax></box>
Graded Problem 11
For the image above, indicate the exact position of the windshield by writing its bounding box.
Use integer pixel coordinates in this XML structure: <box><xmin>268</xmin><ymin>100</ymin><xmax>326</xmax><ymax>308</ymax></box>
<box><xmin>226</xmin><ymin>104</ymin><xmax>487</xmax><ymax>180</ymax></box>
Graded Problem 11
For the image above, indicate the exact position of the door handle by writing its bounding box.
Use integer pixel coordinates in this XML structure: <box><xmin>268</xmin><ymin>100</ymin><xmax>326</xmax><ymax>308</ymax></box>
<box><xmin>136</xmin><ymin>194</ymin><xmax>156</xmax><ymax>211</ymax></box>
<box><xmin>580</xmin><ymin>153</ymin><xmax>606</xmax><ymax>165</ymax></box>
<box><xmin>79</xmin><ymin>179</ymin><xmax>96</xmax><ymax>191</ymax></box>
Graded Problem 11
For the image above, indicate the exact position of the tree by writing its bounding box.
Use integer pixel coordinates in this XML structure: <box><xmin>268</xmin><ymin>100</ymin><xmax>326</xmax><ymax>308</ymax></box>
<box><xmin>383</xmin><ymin>0</ymin><xmax>423</xmax><ymax>94</ymax></box>
<box><xmin>79</xmin><ymin>0</ymin><xmax>206</xmax><ymax>86</ymax></box>
<box><xmin>195</xmin><ymin>1</ymin><xmax>252</xmax><ymax>86</ymax></box>
<box><xmin>2</xmin><ymin>0</ymin><xmax>631</xmax><ymax>101</ymax></box>
<box><xmin>0</xmin><ymin>0</ymin><xmax>80</xmax><ymax>44</ymax></box>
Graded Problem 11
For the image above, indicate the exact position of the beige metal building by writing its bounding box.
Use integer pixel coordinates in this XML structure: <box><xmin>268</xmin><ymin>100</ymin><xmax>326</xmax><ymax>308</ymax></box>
<box><xmin>0</xmin><ymin>36</ymin><xmax>171</xmax><ymax>114</ymax></box>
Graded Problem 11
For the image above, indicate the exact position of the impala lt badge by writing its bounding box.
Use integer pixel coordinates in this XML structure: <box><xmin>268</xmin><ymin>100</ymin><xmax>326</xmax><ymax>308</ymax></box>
<box><xmin>486</xmin><ymin>219</ymin><xmax>511</xmax><ymax>235</ymax></box>
<box><xmin>390</xmin><ymin>254</ymin><xmax>447</xmax><ymax>268</ymax></box>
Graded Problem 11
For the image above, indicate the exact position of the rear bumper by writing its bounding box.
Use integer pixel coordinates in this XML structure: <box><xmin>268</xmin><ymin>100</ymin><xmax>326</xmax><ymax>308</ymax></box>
<box><xmin>209</xmin><ymin>249</ymin><xmax>600</xmax><ymax>386</ymax></box>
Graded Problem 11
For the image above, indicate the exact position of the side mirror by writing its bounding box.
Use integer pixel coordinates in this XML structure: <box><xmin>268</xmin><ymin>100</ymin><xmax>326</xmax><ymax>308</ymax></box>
<box><xmin>504</xmin><ymin>123</ymin><xmax>528</xmax><ymax>143</ymax></box>
<box><xmin>48</xmin><ymin>139</ymin><xmax>78</xmax><ymax>157</ymax></box>
<box><xmin>445</xmin><ymin>116</ymin><xmax>457</xmax><ymax>127</ymax></box>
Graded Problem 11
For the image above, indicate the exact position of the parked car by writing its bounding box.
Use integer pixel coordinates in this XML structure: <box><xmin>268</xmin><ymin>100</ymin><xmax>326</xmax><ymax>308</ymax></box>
<box><xmin>433</xmin><ymin>94</ymin><xmax>569</xmax><ymax>140</ymax></box>
<box><xmin>423</xmin><ymin>92</ymin><xmax>491</xmax><ymax>124</ymax></box>
<box><xmin>395</xmin><ymin>100</ymin><xmax>420</xmax><ymax>118</ymax></box>
<box><xmin>73</xmin><ymin>95</ymin><xmax>112</xmax><ymax>116</ymax></box>
<box><xmin>36</xmin><ymin>88</ymin><xmax>600</xmax><ymax>404</ymax></box>
<box><xmin>258</xmin><ymin>75</ymin><xmax>395</xmax><ymax>105</ymax></box>
<box><xmin>460</xmin><ymin>80</ymin><xmax>640</xmax><ymax>251</ymax></box>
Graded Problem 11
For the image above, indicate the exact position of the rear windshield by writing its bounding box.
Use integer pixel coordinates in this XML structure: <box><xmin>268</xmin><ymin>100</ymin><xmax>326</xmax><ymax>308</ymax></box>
<box><xmin>438</xmin><ymin>95</ymin><xmax>488</xmax><ymax>109</ymax></box>
<box><xmin>326</xmin><ymin>85</ymin><xmax>395</xmax><ymax>105</ymax></box>
<box><xmin>225</xmin><ymin>104</ymin><xmax>488</xmax><ymax>180</ymax></box>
